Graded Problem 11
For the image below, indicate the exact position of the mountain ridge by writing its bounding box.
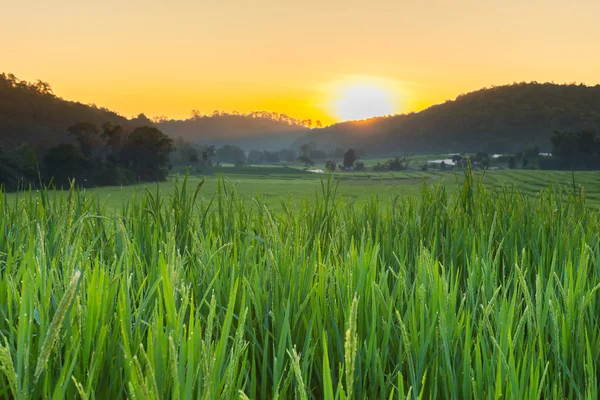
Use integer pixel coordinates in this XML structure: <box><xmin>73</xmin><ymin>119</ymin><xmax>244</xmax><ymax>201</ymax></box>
<box><xmin>294</xmin><ymin>82</ymin><xmax>600</xmax><ymax>154</ymax></box>
<box><xmin>3</xmin><ymin>73</ymin><xmax>600</xmax><ymax>154</ymax></box>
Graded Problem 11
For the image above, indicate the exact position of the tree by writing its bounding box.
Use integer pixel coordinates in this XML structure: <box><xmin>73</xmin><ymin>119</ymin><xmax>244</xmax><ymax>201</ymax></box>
<box><xmin>68</xmin><ymin>122</ymin><xmax>101</xmax><ymax>158</ymax></box>
<box><xmin>121</xmin><ymin>126</ymin><xmax>174</xmax><ymax>181</ymax></box>
<box><xmin>325</xmin><ymin>160</ymin><xmax>336</xmax><ymax>172</ymax></box>
<box><xmin>388</xmin><ymin>157</ymin><xmax>408</xmax><ymax>171</ymax></box>
<box><xmin>263</xmin><ymin>151</ymin><xmax>280</xmax><ymax>163</ymax></box>
<box><xmin>309</xmin><ymin>149</ymin><xmax>327</xmax><ymax>160</ymax></box>
<box><xmin>278</xmin><ymin>149</ymin><xmax>296</xmax><ymax>163</ymax></box>
<box><xmin>451</xmin><ymin>155</ymin><xmax>464</xmax><ymax>167</ymax></box>
<box><xmin>547</xmin><ymin>130</ymin><xmax>600</xmax><ymax>170</ymax></box>
<box><xmin>0</xmin><ymin>144</ymin><xmax>40</xmax><ymax>190</ymax></box>
<box><xmin>215</xmin><ymin>145</ymin><xmax>247</xmax><ymax>165</ymax></box>
<box><xmin>299</xmin><ymin>144</ymin><xmax>312</xmax><ymax>157</ymax></box>
<box><xmin>44</xmin><ymin>143</ymin><xmax>89</xmax><ymax>187</ymax></box>
<box><xmin>174</xmin><ymin>137</ymin><xmax>191</xmax><ymax>164</ymax></box>
<box><xmin>343</xmin><ymin>149</ymin><xmax>357</xmax><ymax>168</ymax></box>
<box><xmin>297</xmin><ymin>155</ymin><xmax>314</xmax><ymax>169</ymax></box>
<box><xmin>523</xmin><ymin>144</ymin><xmax>540</xmax><ymax>158</ymax></box>
<box><xmin>101</xmin><ymin>122</ymin><xmax>124</xmax><ymax>151</ymax></box>
<box><xmin>248</xmin><ymin>150</ymin><xmax>264</xmax><ymax>164</ymax></box>
<box><xmin>186</xmin><ymin>147</ymin><xmax>199</xmax><ymax>164</ymax></box>
<box><xmin>471</xmin><ymin>152</ymin><xmax>490</xmax><ymax>168</ymax></box>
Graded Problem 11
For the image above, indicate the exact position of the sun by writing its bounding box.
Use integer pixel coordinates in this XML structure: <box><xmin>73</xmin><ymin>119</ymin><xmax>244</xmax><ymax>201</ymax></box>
<box><xmin>331</xmin><ymin>80</ymin><xmax>397</xmax><ymax>122</ymax></box>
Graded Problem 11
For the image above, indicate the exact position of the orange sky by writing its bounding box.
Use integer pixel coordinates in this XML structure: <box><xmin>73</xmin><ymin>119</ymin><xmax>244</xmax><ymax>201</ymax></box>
<box><xmin>3</xmin><ymin>0</ymin><xmax>600</xmax><ymax>125</ymax></box>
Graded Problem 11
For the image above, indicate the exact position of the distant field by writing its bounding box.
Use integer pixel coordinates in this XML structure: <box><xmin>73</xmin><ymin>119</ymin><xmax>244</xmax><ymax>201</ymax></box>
<box><xmin>7</xmin><ymin>166</ymin><xmax>599</xmax><ymax>210</ymax></box>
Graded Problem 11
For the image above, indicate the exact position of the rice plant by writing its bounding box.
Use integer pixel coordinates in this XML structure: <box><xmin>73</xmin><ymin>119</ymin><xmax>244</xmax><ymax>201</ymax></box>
<box><xmin>0</xmin><ymin>169</ymin><xmax>599</xmax><ymax>399</ymax></box>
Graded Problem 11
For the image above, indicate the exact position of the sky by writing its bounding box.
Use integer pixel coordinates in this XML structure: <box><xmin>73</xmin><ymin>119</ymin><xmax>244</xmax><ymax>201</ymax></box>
<box><xmin>2</xmin><ymin>0</ymin><xmax>600</xmax><ymax>125</ymax></box>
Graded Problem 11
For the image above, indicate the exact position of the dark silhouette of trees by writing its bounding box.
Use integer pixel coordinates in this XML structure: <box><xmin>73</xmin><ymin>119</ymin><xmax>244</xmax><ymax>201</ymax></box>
<box><xmin>68</xmin><ymin>122</ymin><xmax>102</xmax><ymax>158</ymax></box>
<box><xmin>101</xmin><ymin>122</ymin><xmax>124</xmax><ymax>153</ymax></box>
<box><xmin>343</xmin><ymin>149</ymin><xmax>357</xmax><ymax>168</ymax></box>
<box><xmin>297</xmin><ymin>155</ymin><xmax>314</xmax><ymax>168</ymax></box>
<box><xmin>0</xmin><ymin>144</ymin><xmax>39</xmax><ymax>189</ymax></box>
<box><xmin>121</xmin><ymin>126</ymin><xmax>174</xmax><ymax>181</ymax></box>
<box><xmin>354</xmin><ymin>162</ymin><xmax>365</xmax><ymax>171</ymax></box>
<box><xmin>215</xmin><ymin>145</ymin><xmax>247</xmax><ymax>166</ymax></box>
<box><xmin>522</xmin><ymin>144</ymin><xmax>540</xmax><ymax>158</ymax></box>
<box><xmin>309</xmin><ymin>149</ymin><xmax>327</xmax><ymax>160</ymax></box>
<box><xmin>0</xmin><ymin>73</ymin><xmax>129</xmax><ymax>150</ymax></box>
<box><xmin>292</xmin><ymin>82</ymin><xmax>600</xmax><ymax>155</ymax></box>
<box><xmin>299</xmin><ymin>143</ymin><xmax>315</xmax><ymax>158</ymax></box>
<box><xmin>541</xmin><ymin>130</ymin><xmax>600</xmax><ymax>170</ymax></box>
<box><xmin>278</xmin><ymin>149</ymin><xmax>296</xmax><ymax>163</ymax></box>
<box><xmin>200</xmin><ymin>145</ymin><xmax>216</xmax><ymax>166</ymax></box>
<box><xmin>471</xmin><ymin>152</ymin><xmax>490</xmax><ymax>168</ymax></box>
<box><xmin>325</xmin><ymin>161</ymin><xmax>336</xmax><ymax>172</ymax></box>
<box><xmin>44</xmin><ymin>144</ymin><xmax>89</xmax><ymax>187</ymax></box>
<box><xmin>387</xmin><ymin>157</ymin><xmax>408</xmax><ymax>171</ymax></box>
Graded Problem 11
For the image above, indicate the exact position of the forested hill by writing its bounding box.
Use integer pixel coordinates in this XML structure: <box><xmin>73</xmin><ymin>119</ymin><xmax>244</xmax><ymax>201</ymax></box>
<box><xmin>0</xmin><ymin>73</ymin><xmax>130</xmax><ymax>149</ymax></box>
<box><xmin>294</xmin><ymin>82</ymin><xmax>600</xmax><ymax>154</ymax></box>
<box><xmin>155</xmin><ymin>112</ymin><xmax>311</xmax><ymax>151</ymax></box>
<box><xmin>0</xmin><ymin>73</ymin><xmax>311</xmax><ymax>151</ymax></box>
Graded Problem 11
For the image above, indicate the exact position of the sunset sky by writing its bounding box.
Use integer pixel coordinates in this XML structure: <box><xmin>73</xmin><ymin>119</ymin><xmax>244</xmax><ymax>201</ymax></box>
<box><xmin>3</xmin><ymin>0</ymin><xmax>600</xmax><ymax>125</ymax></box>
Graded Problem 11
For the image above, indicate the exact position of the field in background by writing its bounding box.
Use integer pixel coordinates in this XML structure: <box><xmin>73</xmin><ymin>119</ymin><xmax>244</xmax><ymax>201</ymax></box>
<box><xmin>8</xmin><ymin>166</ymin><xmax>598</xmax><ymax>210</ymax></box>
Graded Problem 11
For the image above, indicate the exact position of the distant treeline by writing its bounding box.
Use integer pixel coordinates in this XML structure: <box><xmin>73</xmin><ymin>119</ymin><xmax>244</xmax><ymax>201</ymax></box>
<box><xmin>541</xmin><ymin>130</ymin><xmax>600</xmax><ymax>170</ymax></box>
<box><xmin>1</xmin><ymin>121</ymin><xmax>173</xmax><ymax>190</ymax></box>
<box><xmin>0</xmin><ymin>73</ymin><xmax>313</xmax><ymax>152</ymax></box>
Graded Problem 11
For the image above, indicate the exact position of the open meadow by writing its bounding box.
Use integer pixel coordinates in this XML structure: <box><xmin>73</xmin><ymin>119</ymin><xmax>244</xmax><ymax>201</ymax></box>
<box><xmin>1</xmin><ymin>168</ymin><xmax>600</xmax><ymax>398</ymax></box>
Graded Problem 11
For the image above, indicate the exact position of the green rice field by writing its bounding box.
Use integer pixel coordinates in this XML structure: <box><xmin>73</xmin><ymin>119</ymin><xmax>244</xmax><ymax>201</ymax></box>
<box><xmin>1</xmin><ymin>168</ymin><xmax>600</xmax><ymax>398</ymax></box>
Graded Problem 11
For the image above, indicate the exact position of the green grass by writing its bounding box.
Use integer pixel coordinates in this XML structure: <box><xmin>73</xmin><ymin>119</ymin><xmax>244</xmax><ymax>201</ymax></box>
<box><xmin>1</xmin><ymin>168</ymin><xmax>600</xmax><ymax>398</ymax></box>
<box><xmin>35</xmin><ymin>167</ymin><xmax>600</xmax><ymax>211</ymax></box>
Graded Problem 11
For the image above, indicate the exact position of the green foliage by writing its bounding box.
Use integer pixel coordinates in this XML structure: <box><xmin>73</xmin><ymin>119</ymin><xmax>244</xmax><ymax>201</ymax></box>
<box><xmin>0</xmin><ymin>170</ymin><xmax>599</xmax><ymax>398</ymax></box>
<box><xmin>343</xmin><ymin>148</ymin><xmax>356</xmax><ymax>168</ymax></box>
<box><xmin>372</xmin><ymin>156</ymin><xmax>411</xmax><ymax>171</ymax></box>
<box><xmin>297</xmin><ymin>155</ymin><xmax>314</xmax><ymax>168</ymax></box>
<box><xmin>215</xmin><ymin>145</ymin><xmax>247</xmax><ymax>166</ymax></box>
<box><xmin>43</xmin><ymin>143</ymin><xmax>89</xmax><ymax>187</ymax></box>
<box><xmin>0</xmin><ymin>145</ymin><xmax>39</xmax><ymax>190</ymax></box>
<box><xmin>544</xmin><ymin>130</ymin><xmax>600</xmax><ymax>170</ymax></box>
<box><xmin>121</xmin><ymin>126</ymin><xmax>174</xmax><ymax>181</ymax></box>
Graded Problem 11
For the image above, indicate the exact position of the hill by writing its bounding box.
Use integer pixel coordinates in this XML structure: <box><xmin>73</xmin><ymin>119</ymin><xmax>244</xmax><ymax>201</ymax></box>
<box><xmin>294</xmin><ymin>82</ymin><xmax>600</xmax><ymax>154</ymax></box>
<box><xmin>0</xmin><ymin>73</ymin><xmax>311</xmax><ymax>151</ymax></box>
<box><xmin>155</xmin><ymin>112</ymin><xmax>311</xmax><ymax>151</ymax></box>
<box><xmin>0</xmin><ymin>73</ymin><xmax>130</xmax><ymax>150</ymax></box>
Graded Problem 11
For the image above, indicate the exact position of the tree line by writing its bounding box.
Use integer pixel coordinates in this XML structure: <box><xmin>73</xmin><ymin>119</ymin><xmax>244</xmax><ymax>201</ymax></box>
<box><xmin>1</xmin><ymin>121</ymin><xmax>173</xmax><ymax>190</ymax></box>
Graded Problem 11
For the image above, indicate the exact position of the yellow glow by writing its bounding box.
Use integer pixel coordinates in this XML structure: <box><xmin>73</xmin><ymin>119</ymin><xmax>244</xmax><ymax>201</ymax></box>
<box><xmin>323</xmin><ymin>77</ymin><xmax>400</xmax><ymax>121</ymax></box>
<box><xmin>333</xmin><ymin>84</ymin><xmax>395</xmax><ymax>121</ymax></box>
<box><xmin>3</xmin><ymin>1</ymin><xmax>600</xmax><ymax>124</ymax></box>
